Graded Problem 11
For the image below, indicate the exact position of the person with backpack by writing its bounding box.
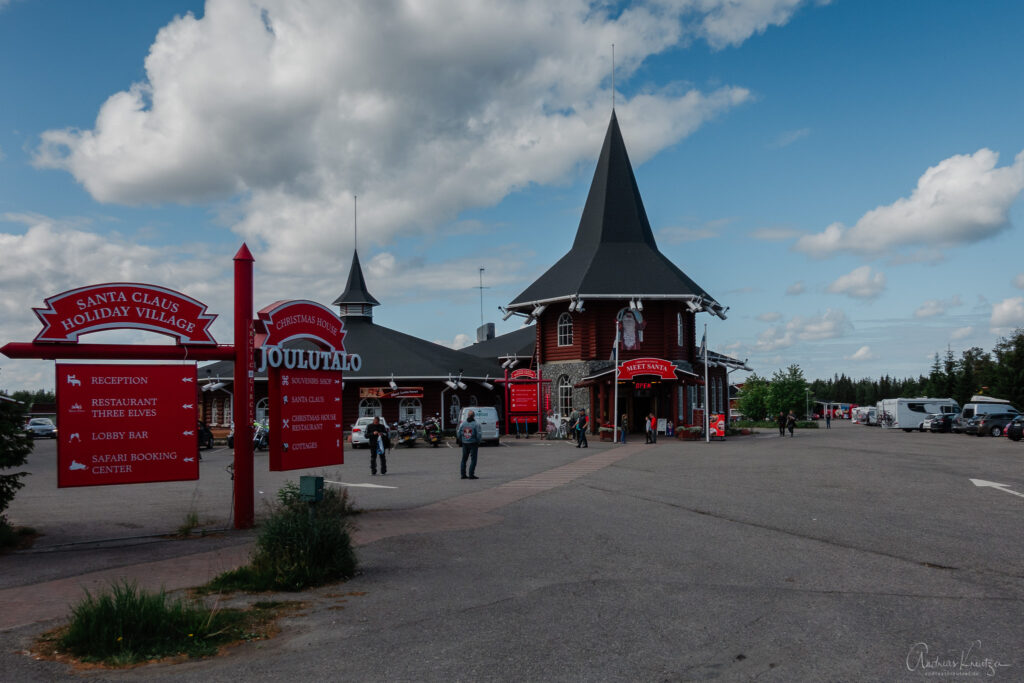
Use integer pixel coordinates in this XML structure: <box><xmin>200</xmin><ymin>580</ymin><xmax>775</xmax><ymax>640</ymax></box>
<box><xmin>366</xmin><ymin>416</ymin><xmax>390</xmax><ymax>475</ymax></box>
<box><xmin>457</xmin><ymin>410</ymin><xmax>482</xmax><ymax>479</ymax></box>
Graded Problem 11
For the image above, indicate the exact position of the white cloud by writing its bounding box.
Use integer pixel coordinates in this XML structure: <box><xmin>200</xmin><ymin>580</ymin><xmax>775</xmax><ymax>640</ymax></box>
<box><xmin>847</xmin><ymin>345</ymin><xmax>874</xmax><ymax>361</ymax></box>
<box><xmin>796</xmin><ymin>149</ymin><xmax>1024</xmax><ymax>258</ymax></box>
<box><xmin>914</xmin><ymin>295</ymin><xmax>962</xmax><ymax>319</ymax></box>
<box><xmin>1013</xmin><ymin>274</ymin><xmax>1024</xmax><ymax>289</ymax></box>
<box><xmin>363</xmin><ymin>249</ymin><xmax>528</xmax><ymax>301</ymax></box>
<box><xmin>24</xmin><ymin>0</ymin><xmax>814</xmax><ymax>276</ymax></box>
<box><xmin>827</xmin><ymin>265</ymin><xmax>885</xmax><ymax>300</ymax></box>
<box><xmin>785</xmin><ymin>281</ymin><xmax>805</xmax><ymax>295</ymax></box>
<box><xmin>754</xmin><ymin>309</ymin><xmax>852</xmax><ymax>351</ymax></box>
<box><xmin>950</xmin><ymin>326</ymin><xmax>974</xmax><ymax>340</ymax></box>
<box><xmin>767</xmin><ymin>127</ymin><xmax>809</xmax><ymax>149</ymax></box>
<box><xmin>433</xmin><ymin>333</ymin><xmax>473</xmax><ymax>350</ymax></box>
<box><xmin>990</xmin><ymin>297</ymin><xmax>1024</xmax><ymax>333</ymax></box>
<box><xmin>757</xmin><ymin>311</ymin><xmax>782</xmax><ymax>322</ymax></box>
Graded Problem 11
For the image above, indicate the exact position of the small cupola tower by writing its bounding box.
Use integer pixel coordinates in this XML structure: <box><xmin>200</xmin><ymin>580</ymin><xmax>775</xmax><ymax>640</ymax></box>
<box><xmin>333</xmin><ymin>250</ymin><xmax>380</xmax><ymax>320</ymax></box>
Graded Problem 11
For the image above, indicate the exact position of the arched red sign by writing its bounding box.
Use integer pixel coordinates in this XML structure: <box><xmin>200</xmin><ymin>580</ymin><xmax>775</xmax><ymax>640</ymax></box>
<box><xmin>33</xmin><ymin>283</ymin><xmax>217</xmax><ymax>345</ymax></box>
<box><xmin>618</xmin><ymin>357</ymin><xmax>678</xmax><ymax>381</ymax></box>
<box><xmin>257</xmin><ymin>300</ymin><xmax>346</xmax><ymax>351</ymax></box>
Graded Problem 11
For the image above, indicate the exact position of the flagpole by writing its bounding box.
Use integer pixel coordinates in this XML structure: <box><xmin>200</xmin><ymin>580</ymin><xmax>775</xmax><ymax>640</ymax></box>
<box><xmin>613</xmin><ymin>322</ymin><xmax>620</xmax><ymax>445</ymax></box>
<box><xmin>704</xmin><ymin>322</ymin><xmax>710</xmax><ymax>443</ymax></box>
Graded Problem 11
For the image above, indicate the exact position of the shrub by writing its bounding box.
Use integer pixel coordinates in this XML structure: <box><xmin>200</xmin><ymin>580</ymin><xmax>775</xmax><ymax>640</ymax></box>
<box><xmin>207</xmin><ymin>483</ymin><xmax>358</xmax><ymax>592</ymax></box>
<box><xmin>57</xmin><ymin>581</ymin><xmax>247</xmax><ymax>664</ymax></box>
<box><xmin>0</xmin><ymin>399</ymin><xmax>33</xmax><ymax>547</ymax></box>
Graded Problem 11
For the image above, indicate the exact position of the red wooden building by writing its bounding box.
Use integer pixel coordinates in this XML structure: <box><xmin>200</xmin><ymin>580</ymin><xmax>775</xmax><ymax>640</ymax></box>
<box><xmin>499</xmin><ymin>111</ymin><xmax>749</xmax><ymax>433</ymax></box>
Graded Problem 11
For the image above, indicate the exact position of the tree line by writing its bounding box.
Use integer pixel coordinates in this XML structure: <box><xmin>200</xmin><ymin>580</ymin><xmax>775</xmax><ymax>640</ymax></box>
<box><xmin>738</xmin><ymin>329</ymin><xmax>1024</xmax><ymax>419</ymax></box>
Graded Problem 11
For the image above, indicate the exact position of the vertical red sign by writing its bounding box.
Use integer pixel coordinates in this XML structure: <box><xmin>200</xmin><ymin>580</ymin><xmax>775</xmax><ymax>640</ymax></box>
<box><xmin>509</xmin><ymin>368</ymin><xmax>538</xmax><ymax>413</ymax></box>
<box><xmin>56</xmin><ymin>364</ymin><xmax>199</xmax><ymax>487</ymax></box>
<box><xmin>268</xmin><ymin>366</ymin><xmax>344</xmax><ymax>471</ymax></box>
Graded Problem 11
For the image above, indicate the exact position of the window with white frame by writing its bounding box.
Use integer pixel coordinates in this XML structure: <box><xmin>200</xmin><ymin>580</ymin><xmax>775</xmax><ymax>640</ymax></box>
<box><xmin>399</xmin><ymin>398</ymin><xmax>422</xmax><ymax>422</ymax></box>
<box><xmin>256</xmin><ymin>397</ymin><xmax>269</xmax><ymax>424</ymax></box>
<box><xmin>359</xmin><ymin>398</ymin><xmax>382</xmax><ymax>418</ymax></box>
<box><xmin>677</xmin><ymin>312</ymin><xmax>684</xmax><ymax>347</ymax></box>
<box><xmin>557</xmin><ymin>374</ymin><xmax>572</xmax><ymax>418</ymax></box>
<box><xmin>557</xmin><ymin>312</ymin><xmax>573</xmax><ymax>347</ymax></box>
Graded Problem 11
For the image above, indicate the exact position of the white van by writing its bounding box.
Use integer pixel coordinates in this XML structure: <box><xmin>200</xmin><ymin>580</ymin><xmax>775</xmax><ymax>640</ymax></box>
<box><xmin>458</xmin><ymin>406</ymin><xmax>501</xmax><ymax>445</ymax></box>
<box><xmin>961</xmin><ymin>395</ymin><xmax>1020</xmax><ymax>422</ymax></box>
<box><xmin>876</xmin><ymin>397</ymin><xmax>959</xmax><ymax>431</ymax></box>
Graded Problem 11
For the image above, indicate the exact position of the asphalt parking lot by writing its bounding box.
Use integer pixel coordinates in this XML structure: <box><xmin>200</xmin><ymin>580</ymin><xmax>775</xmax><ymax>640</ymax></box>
<box><xmin>1</xmin><ymin>421</ymin><xmax>1022</xmax><ymax>681</ymax></box>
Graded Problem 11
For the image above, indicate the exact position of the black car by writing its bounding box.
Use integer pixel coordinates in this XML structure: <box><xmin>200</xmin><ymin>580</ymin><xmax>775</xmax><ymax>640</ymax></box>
<box><xmin>1006</xmin><ymin>416</ymin><xmax>1024</xmax><ymax>441</ymax></box>
<box><xmin>972</xmin><ymin>412</ymin><xmax>1018</xmax><ymax>437</ymax></box>
<box><xmin>929</xmin><ymin>414</ymin><xmax>954</xmax><ymax>433</ymax></box>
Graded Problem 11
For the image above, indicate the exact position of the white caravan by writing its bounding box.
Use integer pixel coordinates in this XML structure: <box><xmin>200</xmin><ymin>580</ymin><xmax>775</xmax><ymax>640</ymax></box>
<box><xmin>876</xmin><ymin>397</ymin><xmax>959</xmax><ymax>431</ymax></box>
<box><xmin>960</xmin><ymin>395</ymin><xmax>1019</xmax><ymax>422</ymax></box>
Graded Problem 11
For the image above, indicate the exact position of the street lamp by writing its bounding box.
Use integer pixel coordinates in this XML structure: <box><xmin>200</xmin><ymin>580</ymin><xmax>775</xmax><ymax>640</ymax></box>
<box><xmin>805</xmin><ymin>389</ymin><xmax>811</xmax><ymax>421</ymax></box>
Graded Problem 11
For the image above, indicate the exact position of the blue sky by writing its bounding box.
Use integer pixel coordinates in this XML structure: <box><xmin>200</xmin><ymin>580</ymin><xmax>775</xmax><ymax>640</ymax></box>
<box><xmin>2</xmin><ymin>0</ymin><xmax>1024</xmax><ymax>392</ymax></box>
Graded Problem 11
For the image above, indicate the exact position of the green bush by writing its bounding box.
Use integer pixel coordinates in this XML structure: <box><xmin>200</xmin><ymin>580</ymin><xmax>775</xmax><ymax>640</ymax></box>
<box><xmin>58</xmin><ymin>580</ymin><xmax>246</xmax><ymax>664</ymax></box>
<box><xmin>0</xmin><ymin>400</ymin><xmax>33</xmax><ymax>541</ymax></box>
<box><xmin>207</xmin><ymin>482</ymin><xmax>358</xmax><ymax>592</ymax></box>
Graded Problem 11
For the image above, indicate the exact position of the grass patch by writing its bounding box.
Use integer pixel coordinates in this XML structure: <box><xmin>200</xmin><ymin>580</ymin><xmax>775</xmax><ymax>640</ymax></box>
<box><xmin>42</xmin><ymin>580</ymin><xmax>296</xmax><ymax>666</ymax></box>
<box><xmin>203</xmin><ymin>482</ymin><xmax>358</xmax><ymax>593</ymax></box>
<box><xmin>0</xmin><ymin>519</ymin><xmax>37</xmax><ymax>552</ymax></box>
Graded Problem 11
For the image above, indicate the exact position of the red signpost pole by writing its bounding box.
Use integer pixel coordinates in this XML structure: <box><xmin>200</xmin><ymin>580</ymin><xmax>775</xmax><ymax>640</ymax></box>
<box><xmin>233</xmin><ymin>244</ymin><xmax>255</xmax><ymax>529</ymax></box>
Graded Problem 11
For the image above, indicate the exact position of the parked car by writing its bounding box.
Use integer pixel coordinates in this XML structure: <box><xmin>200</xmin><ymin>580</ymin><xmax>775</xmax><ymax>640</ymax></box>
<box><xmin>1006</xmin><ymin>416</ymin><xmax>1024</xmax><ymax>441</ymax></box>
<box><xmin>928</xmin><ymin>414</ymin><xmax>954</xmax><ymax>433</ymax></box>
<box><xmin>971</xmin><ymin>412</ymin><xmax>1018</xmax><ymax>437</ymax></box>
<box><xmin>349</xmin><ymin>417</ymin><xmax>396</xmax><ymax>448</ymax></box>
<box><xmin>24</xmin><ymin>417</ymin><xmax>57</xmax><ymax>438</ymax></box>
<box><xmin>920</xmin><ymin>413</ymin><xmax>942</xmax><ymax>431</ymax></box>
<box><xmin>950</xmin><ymin>412</ymin><xmax>966</xmax><ymax>433</ymax></box>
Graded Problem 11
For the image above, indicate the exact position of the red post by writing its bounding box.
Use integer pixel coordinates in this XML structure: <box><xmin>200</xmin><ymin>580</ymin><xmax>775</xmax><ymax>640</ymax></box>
<box><xmin>233</xmin><ymin>244</ymin><xmax>255</xmax><ymax>529</ymax></box>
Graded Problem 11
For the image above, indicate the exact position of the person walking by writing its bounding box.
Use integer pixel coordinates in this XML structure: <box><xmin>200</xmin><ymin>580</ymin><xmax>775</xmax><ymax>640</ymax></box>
<box><xmin>457</xmin><ymin>410</ymin><xmax>482</xmax><ymax>479</ymax></box>
<box><xmin>575</xmin><ymin>408</ymin><xmax>589</xmax><ymax>448</ymax></box>
<box><xmin>786</xmin><ymin>410</ymin><xmax>797</xmax><ymax>437</ymax></box>
<box><xmin>649</xmin><ymin>413</ymin><xmax>658</xmax><ymax>443</ymax></box>
<box><xmin>620</xmin><ymin>413</ymin><xmax>628</xmax><ymax>443</ymax></box>
<box><xmin>645</xmin><ymin>412</ymin><xmax>653</xmax><ymax>443</ymax></box>
<box><xmin>366</xmin><ymin>416</ymin><xmax>389</xmax><ymax>475</ymax></box>
<box><xmin>776</xmin><ymin>411</ymin><xmax>786</xmax><ymax>437</ymax></box>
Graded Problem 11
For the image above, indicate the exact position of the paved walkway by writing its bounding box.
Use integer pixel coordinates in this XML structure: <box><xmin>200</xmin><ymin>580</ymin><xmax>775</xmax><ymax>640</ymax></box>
<box><xmin>0</xmin><ymin>442</ymin><xmax>648</xmax><ymax>632</ymax></box>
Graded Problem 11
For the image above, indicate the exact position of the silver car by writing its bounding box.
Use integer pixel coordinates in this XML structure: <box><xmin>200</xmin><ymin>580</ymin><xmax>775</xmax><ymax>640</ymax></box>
<box><xmin>349</xmin><ymin>417</ymin><xmax>396</xmax><ymax>448</ymax></box>
<box><xmin>25</xmin><ymin>417</ymin><xmax>57</xmax><ymax>438</ymax></box>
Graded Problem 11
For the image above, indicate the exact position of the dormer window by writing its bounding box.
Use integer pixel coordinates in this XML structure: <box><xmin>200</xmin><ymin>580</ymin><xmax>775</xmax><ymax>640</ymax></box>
<box><xmin>557</xmin><ymin>312</ymin><xmax>573</xmax><ymax>347</ymax></box>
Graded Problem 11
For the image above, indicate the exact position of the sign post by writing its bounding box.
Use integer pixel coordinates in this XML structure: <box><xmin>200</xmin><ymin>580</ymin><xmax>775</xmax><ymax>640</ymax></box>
<box><xmin>233</xmin><ymin>245</ymin><xmax>255</xmax><ymax>528</ymax></box>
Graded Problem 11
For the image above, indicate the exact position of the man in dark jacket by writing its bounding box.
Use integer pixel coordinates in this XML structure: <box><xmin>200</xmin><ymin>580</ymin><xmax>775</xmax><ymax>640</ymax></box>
<box><xmin>457</xmin><ymin>410</ymin><xmax>482</xmax><ymax>479</ymax></box>
<box><xmin>366</xmin><ymin>416</ymin><xmax>389</xmax><ymax>475</ymax></box>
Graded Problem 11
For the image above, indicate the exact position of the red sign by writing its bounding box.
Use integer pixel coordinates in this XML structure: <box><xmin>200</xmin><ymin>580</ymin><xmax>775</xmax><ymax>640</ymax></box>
<box><xmin>360</xmin><ymin>386</ymin><xmax>423</xmax><ymax>399</ymax></box>
<box><xmin>257</xmin><ymin>300</ymin><xmax>346</xmax><ymax>350</ymax></box>
<box><xmin>35</xmin><ymin>283</ymin><xmax>217</xmax><ymax>345</ymax></box>
<box><xmin>269</xmin><ymin>367</ymin><xmax>344</xmax><ymax>471</ymax></box>
<box><xmin>56</xmin><ymin>364</ymin><xmax>199</xmax><ymax>487</ymax></box>
<box><xmin>709</xmin><ymin>413</ymin><xmax>726</xmax><ymax>438</ymax></box>
<box><xmin>618</xmin><ymin>357</ymin><xmax>678</xmax><ymax>381</ymax></box>
<box><xmin>509</xmin><ymin>368</ymin><xmax>538</xmax><ymax>413</ymax></box>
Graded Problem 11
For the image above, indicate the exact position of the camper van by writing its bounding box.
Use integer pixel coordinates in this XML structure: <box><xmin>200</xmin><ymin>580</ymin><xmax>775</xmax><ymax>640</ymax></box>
<box><xmin>876</xmin><ymin>398</ymin><xmax>959</xmax><ymax>432</ymax></box>
<box><xmin>960</xmin><ymin>395</ymin><xmax>1020</xmax><ymax>422</ymax></box>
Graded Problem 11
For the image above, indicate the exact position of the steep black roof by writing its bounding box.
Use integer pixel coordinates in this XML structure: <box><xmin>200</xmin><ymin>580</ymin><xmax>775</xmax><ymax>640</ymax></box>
<box><xmin>332</xmin><ymin>250</ymin><xmax>380</xmax><ymax>307</ymax></box>
<box><xmin>507</xmin><ymin>111</ymin><xmax>723</xmax><ymax>313</ymax></box>
<box><xmin>463</xmin><ymin>325</ymin><xmax>536</xmax><ymax>359</ymax></box>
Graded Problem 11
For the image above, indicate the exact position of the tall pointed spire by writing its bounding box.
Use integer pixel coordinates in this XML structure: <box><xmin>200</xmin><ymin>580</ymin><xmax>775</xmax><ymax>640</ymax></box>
<box><xmin>506</xmin><ymin>111</ymin><xmax>722</xmax><ymax>312</ymax></box>
<box><xmin>333</xmin><ymin>250</ymin><xmax>380</xmax><ymax>318</ymax></box>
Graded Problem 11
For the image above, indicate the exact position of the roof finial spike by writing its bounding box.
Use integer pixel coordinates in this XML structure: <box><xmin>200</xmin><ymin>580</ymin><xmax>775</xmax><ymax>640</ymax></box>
<box><xmin>353</xmin><ymin>194</ymin><xmax>358</xmax><ymax>252</ymax></box>
<box><xmin>611</xmin><ymin>43</ymin><xmax>615</xmax><ymax>111</ymax></box>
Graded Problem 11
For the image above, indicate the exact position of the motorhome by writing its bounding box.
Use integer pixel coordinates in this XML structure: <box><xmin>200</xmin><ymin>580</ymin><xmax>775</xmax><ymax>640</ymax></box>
<box><xmin>960</xmin><ymin>395</ymin><xmax>1020</xmax><ymax>422</ymax></box>
<box><xmin>876</xmin><ymin>397</ymin><xmax>959</xmax><ymax>431</ymax></box>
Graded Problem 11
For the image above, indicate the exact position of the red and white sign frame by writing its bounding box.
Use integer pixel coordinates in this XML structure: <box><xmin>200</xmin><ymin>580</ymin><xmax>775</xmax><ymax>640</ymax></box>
<box><xmin>618</xmin><ymin>357</ymin><xmax>678</xmax><ymax>381</ymax></box>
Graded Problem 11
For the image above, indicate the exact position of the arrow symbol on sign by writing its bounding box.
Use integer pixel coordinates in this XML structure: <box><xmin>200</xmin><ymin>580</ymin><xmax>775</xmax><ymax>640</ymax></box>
<box><xmin>182</xmin><ymin>403</ymin><xmax>193</xmax><ymax>409</ymax></box>
<box><xmin>183</xmin><ymin>430</ymin><xmax>195</xmax><ymax>436</ymax></box>
<box><xmin>970</xmin><ymin>479</ymin><xmax>1024</xmax><ymax>499</ymax></box>
<box><xmin>181</xmin><ymin>377</ymin><xmax>193</xmax><ymax>383</ymax></box>
<box><xmin>184</xmin><ymin>457</ymin><xmax>195</xmax><ymax>462</ymax></box>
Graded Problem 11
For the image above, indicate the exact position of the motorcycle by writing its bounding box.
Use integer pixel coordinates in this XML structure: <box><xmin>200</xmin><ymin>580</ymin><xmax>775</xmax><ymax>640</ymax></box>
<box><xmin>422</xmin><ymin>416</ymin><xmax>443</xmax><ymax>447</ymax></box>
<box><xmin>252</xmin><ymin>420</ymin><xmax>270</xmax><ymax>451</ymax></box>
<box><xmin>397</xmin><ymin>420</ymin><xmax>420</xmax><ymax>447</ymax></box>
